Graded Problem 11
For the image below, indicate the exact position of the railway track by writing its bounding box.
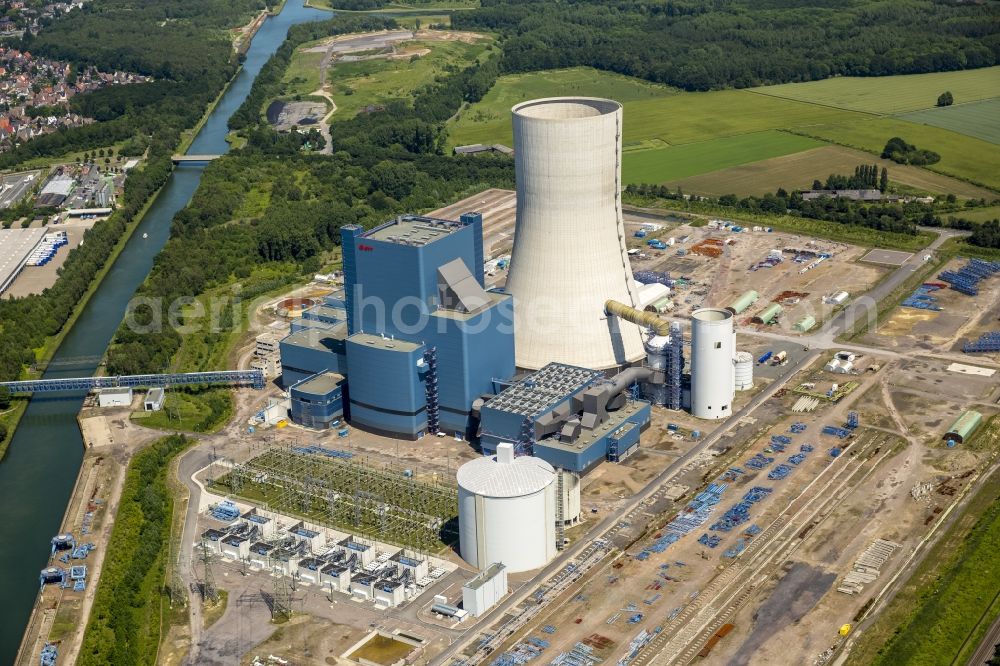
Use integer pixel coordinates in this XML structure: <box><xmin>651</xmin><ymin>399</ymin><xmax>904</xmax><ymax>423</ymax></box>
<box><xmin>630</xmin><ymin>432</ymin><xmax>893</xmax><ymax>666</ymax></box>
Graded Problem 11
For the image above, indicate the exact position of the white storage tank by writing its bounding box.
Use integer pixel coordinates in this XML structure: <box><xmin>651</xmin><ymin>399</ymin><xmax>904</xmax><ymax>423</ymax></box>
<box><xmin>733</xmin><ymin>351</ymin><xmax>754</xmax><ymax>391</ymax></box>
<box><xmin>690</xmin><ymin>308</ymin><xmax>735</xmax><ymax>420</ymax></box>
<box><xmin>458</xmin><ymin>443</ymin><xmax>556</xmax><ymax>573</ymax></box>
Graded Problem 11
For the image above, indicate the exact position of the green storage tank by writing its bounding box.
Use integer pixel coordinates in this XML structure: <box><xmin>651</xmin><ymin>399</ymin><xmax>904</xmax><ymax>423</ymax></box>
<box><xmin>794</xmin><ymin>315</ymin><xmax>816</xmax><ymax>332</ymax></box>
<box><xmin>726</xmin><ymin>290</ymin><xmax>759</xmax><ymax>315</ymax></box>
<box><xmin>753</xmin><ymin>303</ymin><xmax>783</xmax><ymax>325</ymax></box>
<box><xmin>943</xmin><ymin>410</ymin><xmax>982</xmax><ymax>444</ymax></box>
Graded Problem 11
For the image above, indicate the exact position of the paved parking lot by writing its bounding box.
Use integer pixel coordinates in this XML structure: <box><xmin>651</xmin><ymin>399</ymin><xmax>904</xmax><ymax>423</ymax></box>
<box><xmin>861</xmin><ymin>248</ymin><xmax>914</xmax><ymax>266</ymax></box>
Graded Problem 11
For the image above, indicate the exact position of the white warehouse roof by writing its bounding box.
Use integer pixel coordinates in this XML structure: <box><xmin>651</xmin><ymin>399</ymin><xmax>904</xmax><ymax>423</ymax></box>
<box><xmin>457</xmin><ymin>444</ymin><xmax>555</xmax><ymax>498</ymax></box>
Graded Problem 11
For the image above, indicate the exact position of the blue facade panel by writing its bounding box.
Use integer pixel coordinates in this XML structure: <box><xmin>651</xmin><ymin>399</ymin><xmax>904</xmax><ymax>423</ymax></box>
<box><xmin>345</xmin><ymin>224</ymin><xmax>478</xmax><ymax>339</ymax></box>
<box><xmin>279</xmin><ymin>334</ymin><xmax>346</xmax><ymax>385</ymax></box>
<box><xmin>460</xmin><ymin>212</ymin><xmax>485</xmax><ymax>286</ymax></box>
<box><xmin>425</xmin><ymin>297</ymin><xmax>515</xmax><ymax>434</ymax></box>
<box><xmin>290</xmin><ymin>377</ymin><xmax>345</xmax><ymax>430</ymax></box>
<box><xmin>482</xmin><ymin>402</ymin><xmax>652</xmax><ymax>473</ymax></box>
<box><xmin>345</xmin><ymin>336</ymin><xmax>426</xmax><ymax>438</ymax></box>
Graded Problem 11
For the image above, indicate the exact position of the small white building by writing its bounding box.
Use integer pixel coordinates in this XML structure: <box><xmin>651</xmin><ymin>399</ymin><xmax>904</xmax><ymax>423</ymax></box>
<box><xmin>97</xmin><ymin>386</ymin><xmax>132</xmax><ymax>408</ymax></box>
<box><xmin>340</xmin><ymin>538</ymin><xmax>375</xmax><ymax>567</ymax></box>
<box><xmin>288</xmin><ymin>522</ymin><xmax>326</xmax><ymax>553</ymax></box>
<box><xmin>144</xmin><ymin>387</ymin><xmax>164</xmax><ymax>411</ymax></box>
<box><xmin>255</xmin><ymin>333</ymin><xmax>281</xmax><ymax>356</ymax></box>
<box><xmin>250</xmin><ymin>353</ymin><xmax>281</xmax><ymax>377</ymax></box>
<box><xmin>321</xmin><ymin>562</ymin><xmax>352</xmax><ymax>592</ymax></box>
<box><xmin>297</xmin><ymin>557</ymin><xmax>327</xmax><ymax>585</ymax></box>
<box><xmin>221</xmin><ymin>534</ymin><xmax>251</xmax><ymax>561</ymax></box>
<box><xmin>248</xmin><ymin>541</ymin><xmax>276</xmax><ymax>569</ymax></box>
<box><xmin>374</xmin><ymin>580</ymin><xmax>406</xmax><ymax>608</ymax></box>
<box><xmin>462</xmin><ymin>562</ymin><xmax>508</xmax><ymax>617</ymax></box>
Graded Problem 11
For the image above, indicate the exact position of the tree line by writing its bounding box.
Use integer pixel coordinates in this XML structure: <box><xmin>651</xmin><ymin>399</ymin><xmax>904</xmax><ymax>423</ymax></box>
<box><xmin>107</xmin><ymin>20</ymin><xmax>513</xmax><ymax>376</ymax></box>
<box><xmin>452</xmin><ymin>0</ymin><xmax>1000</xmax><ymax>91</ymax></box>
<box><xmin>0</xmin><ymin>0</ymin><xmax>265</xmax><ymax>382</ymax></box>
<box><xmin>77</xmin><ymin>435</ymin><xmax>191</xmax><ymax>666</ymax></box>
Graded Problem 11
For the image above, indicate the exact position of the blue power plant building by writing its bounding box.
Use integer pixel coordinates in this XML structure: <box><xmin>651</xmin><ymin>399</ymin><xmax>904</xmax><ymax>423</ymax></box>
<box><xmin>278</xmin><ymin>210</ymin><xmax>657</xmax><ymax>473</ymax></box>
<box><xmin>477</xmin><ymin>363</ymin><xmax>651</xmax><ymax>473</ymax></box>
<box><xmin>280</xmin><ymin>213</ymin><xmax>515</xmax><ymax>440</ymax></box>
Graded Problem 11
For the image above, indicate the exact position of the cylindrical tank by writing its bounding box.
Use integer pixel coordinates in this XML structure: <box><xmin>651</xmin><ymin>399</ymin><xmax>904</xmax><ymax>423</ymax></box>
<box><xmin>690</xmin><ymin>308</ymin><xmax>735</xmax><ymax>420</ymax></box>
<box><xmin>558</xmin><ymin>470</ymin><xmax>582</xmax><ymax>525</ymax></box>
<box><xmin>645</xmin><ymin>335</ymin><xmax>670</xmax><ymax>370</ymax></box>
<box><xmin>506</xmin><ymin>98</ymin><xmax>645</xmax><ymax>370</ymax></box>
<box><xmin>734</xmin><ymin>351</ymin><xmax>753</xmax><ymax>391</ymax></box>
<box><xmin>458</xmin><ymin>443</ymin><xmax>556</xmax><ymax>573</ymax></box>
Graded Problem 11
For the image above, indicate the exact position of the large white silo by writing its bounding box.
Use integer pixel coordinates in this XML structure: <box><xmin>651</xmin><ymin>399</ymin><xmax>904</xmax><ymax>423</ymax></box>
<box><xmin>690</xmin><ymin>308</ymin><xmax>736</xmax><ymax>420</ymax></box>
<box><xmin>505</xmin><ymin>97</ymin><xmax>644</xmax><ymax>370</ymax></box>
<box><xmin>457</xmin><ymin>443</ymin><xmax>556</xmax><ymax>573</ymax></box>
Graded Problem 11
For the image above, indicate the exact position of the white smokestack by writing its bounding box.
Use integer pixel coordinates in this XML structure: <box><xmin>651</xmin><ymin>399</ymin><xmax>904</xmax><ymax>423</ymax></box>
<box><xmin>506</xmin><ymin>97</ymin><xmax>644</xmax><ymax>370</ymax></box>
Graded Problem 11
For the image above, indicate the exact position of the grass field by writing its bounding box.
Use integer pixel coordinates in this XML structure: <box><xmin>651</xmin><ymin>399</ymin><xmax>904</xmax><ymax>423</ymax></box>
<box><xmin>621</xmin><ymin>131</ymin><xmax>823</xmax><ymax>184</ymax></box>
<box><xmin>281</xmin><ymin>49</ymin><xmax>326</xmax><ymax>98</ymax></box>
<box><xmin>795</xmin><ymin>117</ymin><xmax>1000</xmax><ymax>191</ymax></box>
<box><xmin>448</xmin><ymin>67</ymin><xmax>677</xmax><ymax>146</ymax></box>
<box><xmin>752</xmin><ymin>66</ymin><xmax>1000</xmax><ymax>114</ymax></box>
<box><xmin>350</xmin><ymin>635</ymin><xmax>415</xmax><ymax>665</ymax></box>
<box><xmin>948</xmin><ymin>205</ymin><xmax>1000</xmax><ymax>223</ymax></box>
<box><xmin>665</xmin><ymin>145</ymin><xmax>998</xmax><ymax>199</ymax></box>
<box><xmin>286</xmin><ymin>35</ymin><xmax>489</xmax><ymax>121</ymax></box>
<box><xmin>449</xmin><ymin>70</ymin><xmax>861</xmax><ymax>149</ymax></box>
<box><xmin>900</xmin><ymin>98</ymin><xmax>1000</xmax><ymax>145</ymax></box>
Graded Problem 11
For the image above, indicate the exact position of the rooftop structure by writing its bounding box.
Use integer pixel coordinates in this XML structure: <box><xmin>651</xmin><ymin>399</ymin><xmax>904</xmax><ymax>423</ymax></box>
<box><xmin>0</xmin><ymin>226</ymin><xmax>45</xmax><ymax>293</ymax></box>
<box><xmin>484</xmin><ymin>363</ymin><xmax>603</xmax><ymax>419</ymax></box>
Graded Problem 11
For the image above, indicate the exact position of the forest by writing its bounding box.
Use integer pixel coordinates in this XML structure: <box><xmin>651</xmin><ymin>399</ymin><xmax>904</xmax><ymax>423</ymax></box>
<box><xmin>453</xmin><ymin>0</ymin><xmax>1000</xmax><ymax>91</ymax></box>
<box><xmin>77</xmin><ymin>435</ymin><xmax>191</xmax><ymax>666</ymax></box>
<box><xmin>105</xmin><ymin>18</ymin><xmax>513</xmax><ymax>375</ymax></box>
<box><xmin>0</xmin><ymin>0</ymin><xmax>264</xmax><ymax>382</ymax></box>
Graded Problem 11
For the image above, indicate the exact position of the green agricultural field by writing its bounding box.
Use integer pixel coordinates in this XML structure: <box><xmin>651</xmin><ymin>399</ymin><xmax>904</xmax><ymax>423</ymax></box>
<box><xmin>666</xmin><ymin>145</ymin><xmax>997</xmax><ymax>199</ymax></box>
<box><xmin>900</xmin><ymin>98</ymin><xmax>1000</xmax><ymax>145</ymax></box>
<box><xmin>449</xmin><ymin>69</ymin><xmax>861</xmax><ymax>149</ymax></box>
<box><xmin>796</xmin><ymin>117</ymin><xmax>1000</xmax><ymax>191</ymax></box>
<box><xmin>448</xmin><ymin>67</ymin><xmax>677</xmax><ymax>147</ymax></box>
<box><xmin>621</xmin><ymin>131</ymin><xmax>823</xmax><ymax>184</ymax></box>
<box><xmin>948</xmin><ymin>205</ymin><xmax>1000</xmax><ymax>223</ymax></box>
<box><xmin>752</xmin><ymin>66</ymin><xmax>1000</xmax><ymax>114</ymax></box>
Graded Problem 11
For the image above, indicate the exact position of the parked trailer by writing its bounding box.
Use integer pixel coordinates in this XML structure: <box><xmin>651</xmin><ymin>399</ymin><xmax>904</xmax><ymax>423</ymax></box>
<box><xmin>757</xmin><ymin>351</ymin><xmax>773</xmax><ymax>364</ymax></box>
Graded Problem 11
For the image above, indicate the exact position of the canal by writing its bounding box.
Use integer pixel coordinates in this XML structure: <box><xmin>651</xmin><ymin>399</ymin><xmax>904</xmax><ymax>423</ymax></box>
<box><xmin>0</xmin><ymin>0</ymin><xmax>329</xmax><ymax>659</ymax></box>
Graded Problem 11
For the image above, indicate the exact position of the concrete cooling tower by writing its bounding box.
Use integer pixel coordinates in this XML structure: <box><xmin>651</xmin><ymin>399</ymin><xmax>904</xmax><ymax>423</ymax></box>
<box><xmin>505</xmin><ymin>97</ymin><xmax>644</xmax><ymax>370</ymax></box>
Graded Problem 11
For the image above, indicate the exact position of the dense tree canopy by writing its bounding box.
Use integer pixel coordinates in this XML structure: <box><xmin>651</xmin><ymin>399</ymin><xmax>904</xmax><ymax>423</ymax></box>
<box><xmin>0</xmin><ymin>0</ymin><xmax>263</xmax><ymax>381</ymax></box>
<box><xmin>453</xmin><ymin>0</ymin><xmax>1000</xmax><ymax>90</ymax></box>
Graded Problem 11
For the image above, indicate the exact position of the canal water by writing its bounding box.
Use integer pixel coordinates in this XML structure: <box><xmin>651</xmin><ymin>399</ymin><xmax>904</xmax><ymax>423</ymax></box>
<box><xmin>0</xmin><ymin>0</ymin><xmax>329</xmax><ymax>659</ymax></box>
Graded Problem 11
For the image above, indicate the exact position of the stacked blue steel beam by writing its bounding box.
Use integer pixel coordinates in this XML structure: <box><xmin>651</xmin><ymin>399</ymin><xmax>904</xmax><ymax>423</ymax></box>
<box><xmin>633</xmin><ymin>270</ymin><xmax>673</xmax><ymax>286</ymax></box>
<box><xmin>710</xmin><ymin>487</ymin><xmax>772</xmax><ymax>532</ymax></box>
<box><xmin>901</xmin><ymin>285</ymin><xmax>943</xmax><ymax>310</ymax></box>
<box><xmin>822</xmin><ymin>426</ymin><xmax>851</xmax><ymax>439</ymax></box>
<box><xmin>790</xmin><ymin>423</ymin><xmax>807</xmax><ymax>433</ymax></box>
<box><xmin>939</xmin><ymin>259</ymin><xmax>1000</xmax><ymax>296</ymax></box>
<box><xmin>963</xmin><ymin>331</ymin><xmax>1000</xmax><ymax>353</ymax></box>
<box><xmin>768</xmin><ymin>464</ymin><xmax>793</xmax><ymax>480</ymax></box>
<box><xmin>846</xmin><ymin>412</ymin><xmax>859</xmax><ymax>429</ymax></box>
<box><xmin>746</xmin><ymin>453</ymin><xmax>775</xmax><ymax>469</ymax></box>
<box><xmin>642</xmin><ymin>483</ymin><xmax>728</xmax><ymax>554</ymax></box>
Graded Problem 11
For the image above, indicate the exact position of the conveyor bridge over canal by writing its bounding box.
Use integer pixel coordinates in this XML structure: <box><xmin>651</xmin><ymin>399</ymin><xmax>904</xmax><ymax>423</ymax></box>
<box><xmin>0</xmin><ymin>369</ymin><xmax>265</xmax><ymax>394</ymax></box>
